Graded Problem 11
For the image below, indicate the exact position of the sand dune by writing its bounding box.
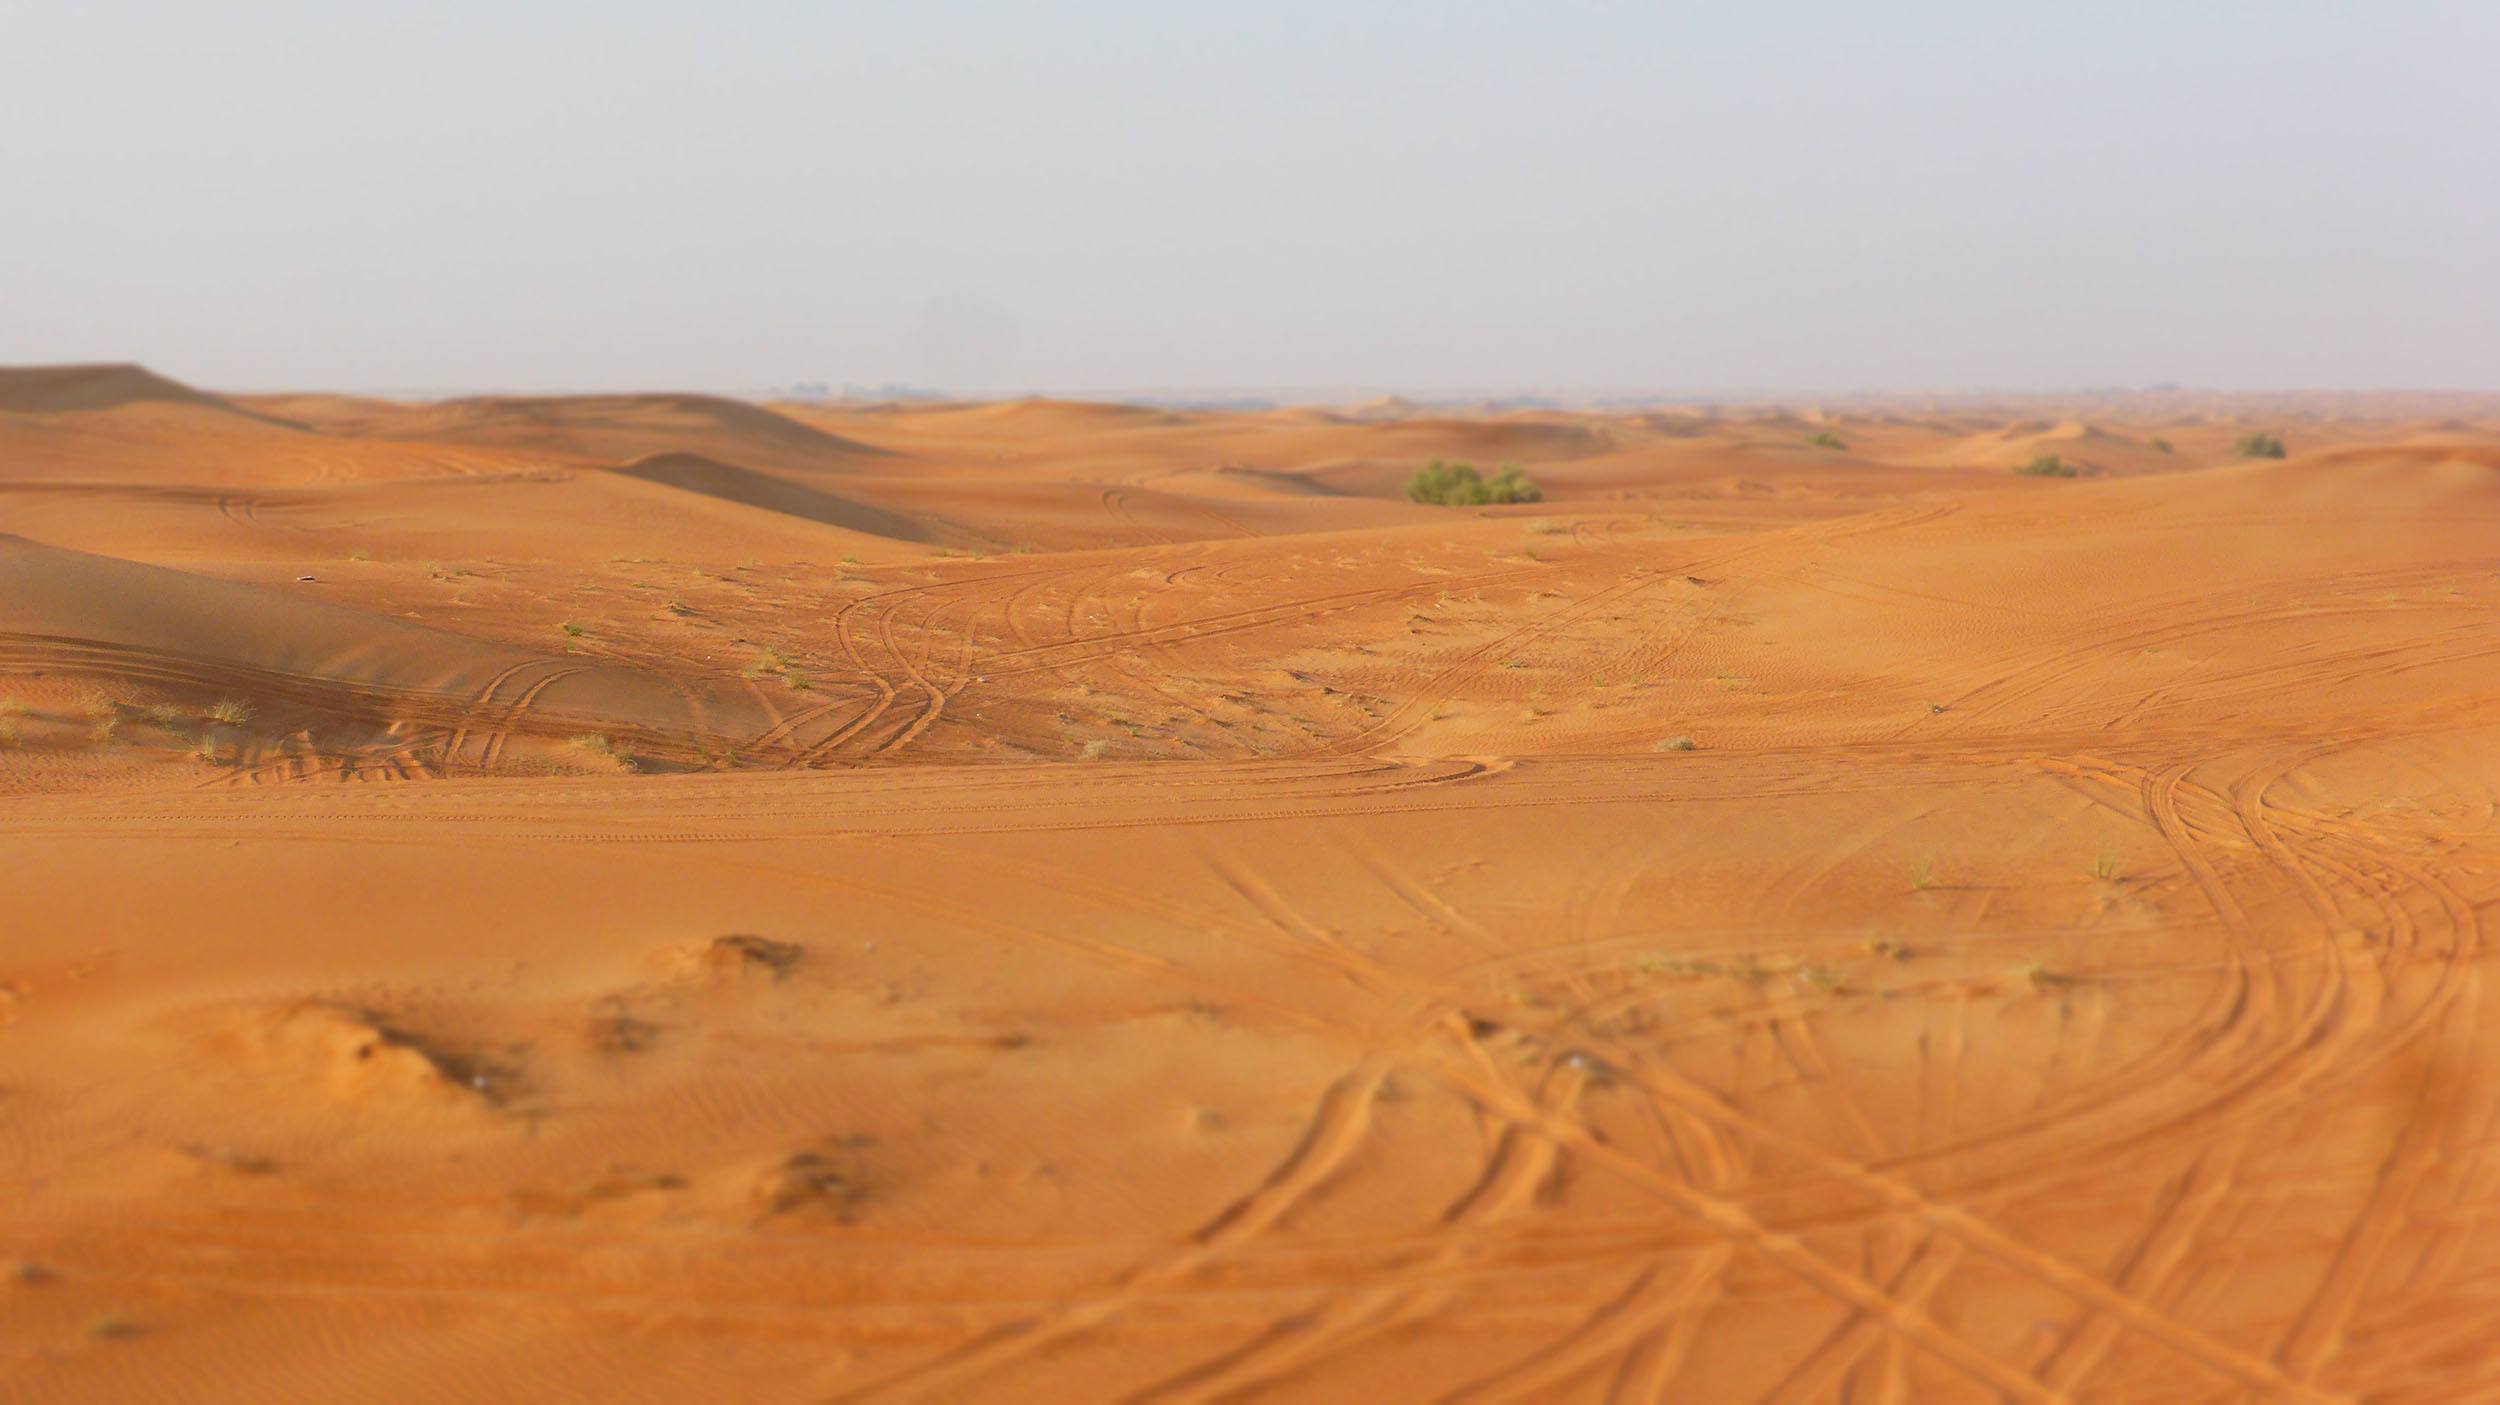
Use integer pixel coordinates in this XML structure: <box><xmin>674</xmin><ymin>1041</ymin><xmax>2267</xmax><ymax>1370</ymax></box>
<box><xmin>301</xmin><ymin>392</ymin><xmax>890</xmax><ymax>473</ymax></box>
<box><xmin>884</xmin><ymin>396</ymin><xmax>1192</xmax><ymax>429</ymax></box>
<box><xmin>8</xmin><ymin>375</ymin><xmax>2500</xmax><ymax>1402</ymax></box>
<box><xmin>1354</xmin><ymin>413</ymin><xmax>1617</xmax><ymax>460</ymax></box>
<box><xmin>0</xmin><ymin>534</ymin><xmax>780</xmax><ymax>779</ymax></box>
<box><xmin>1912</xmin><ymin>419</ymin><xmax>2170</xmax><ymax>474</ymax></box>
<box><xmin>0</xmin><ymin>362</ymin><xmax>279</xmax><ymax>420</ymax></box>
<box><xmin>612</xmin><ymin>452</ymin><xmax>934</xmax><ymax>542</ymax></box>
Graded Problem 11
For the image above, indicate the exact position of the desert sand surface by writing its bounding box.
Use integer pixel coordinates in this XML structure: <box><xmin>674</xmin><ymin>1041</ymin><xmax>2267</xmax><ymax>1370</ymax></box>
<box><xmin>8</xmin><ymin>363</ymin><xmax>2500</xmax><ymax>1403</ymax></box>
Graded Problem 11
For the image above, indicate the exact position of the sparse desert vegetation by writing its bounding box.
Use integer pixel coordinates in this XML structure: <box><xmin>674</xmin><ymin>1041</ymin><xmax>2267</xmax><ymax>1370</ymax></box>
<box><xmin>2019</xmin><ymin>960</ymin><xmax>2076</xmax><ymax>989</ymax></box>
<box><xmin>568</xmin><ymin>734</ymin><xmax>638</xmax><ymax>768</ymax></box>
<box><xmin>1407</xmin><ymin>458</ymin><xmax>1543</xmax><ymax>505</ymax></box>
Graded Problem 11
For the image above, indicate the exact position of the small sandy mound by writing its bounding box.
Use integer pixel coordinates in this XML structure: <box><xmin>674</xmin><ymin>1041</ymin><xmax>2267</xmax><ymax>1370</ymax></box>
<box><xmin>214</xmin><ymin>1002</ymin><xmax>514</xmax><ymax>1107</ymax></box>
<box><xmin>669</xmin><ymin>934</ymin><xmax>804</xmax><ymax>984</ymax></box>
<box><xmin>1924</xmin><ymin>418</ymin><xmax>2175</xmax><ymax>473</ymax></box>
<box><xmin>749</xmin><ymin>1140</ymin><xmax>872</xmax><ymax>1220</ymax></box>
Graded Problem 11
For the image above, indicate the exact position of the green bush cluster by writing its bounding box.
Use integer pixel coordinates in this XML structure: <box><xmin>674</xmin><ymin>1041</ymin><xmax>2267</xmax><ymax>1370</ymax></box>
<box><xmin>2016</xmin><ymin>454</ymin><xmax>2079</xmax><ymax>478</ymax></box>
<box><xmin>1804</xmin><ymin>431</ymin><xmax>1847</xmax><ymax>450</ymax></box>
<box><xmin>2233</xmin><ymin>432</ymin><xmax>2287</xmax><ymax>459</ymax></box>
<box><xmin>1407</xmin><ymin>459</ymin><xmax>1543</xmax><ymax>505</ymax></box>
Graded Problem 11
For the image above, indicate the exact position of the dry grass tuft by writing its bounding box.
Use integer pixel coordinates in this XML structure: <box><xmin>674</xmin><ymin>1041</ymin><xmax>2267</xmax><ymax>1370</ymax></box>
<box><xmin>2020</xmin><ymin>961</ymin><xmax>2076</xmax><ymax>990</ymax></box>
<box><xmin>569</xmin><ymin>735</ymin><xmax>638</xmax><ymax>768</ymax></box>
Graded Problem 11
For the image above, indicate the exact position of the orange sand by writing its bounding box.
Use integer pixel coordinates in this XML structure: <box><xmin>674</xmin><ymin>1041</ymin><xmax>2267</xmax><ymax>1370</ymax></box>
<box><xmin>5</xmin><ymin>364</ymin><xmax>2500</xmax><ymax>1402</ymax></box>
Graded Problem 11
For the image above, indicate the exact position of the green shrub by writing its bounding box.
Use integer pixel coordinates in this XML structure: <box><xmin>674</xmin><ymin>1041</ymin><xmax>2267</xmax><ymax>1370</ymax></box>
<box><xmin>1407</xmin><ymin>459</ymin><xmax>1543</xmax><ymax>506</ymax></box>
<box><xmin>2016</xmin><ymin>454</ymin><xmax>2079</xmax><ymax>478</ymax></box>
<box><xmin>1804</xmin><ymin>431</ymin><xmax>1847</xmax><ymax>450</ymax></box>
<box><xmin>2149</xmin><ymin>437</ymin><xmax>2173</xmax><ymax>454</ymax></box>
<box><xmin>2233</xmin><ymin>432</ymin><xmax>2287</xmax><ymax>459</ymax></box>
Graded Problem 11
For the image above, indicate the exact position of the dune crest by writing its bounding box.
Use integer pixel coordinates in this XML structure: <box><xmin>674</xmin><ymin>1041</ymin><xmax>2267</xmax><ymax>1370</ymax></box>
<box><xmin>0</xmin><ymin>362</ymin><xmax>296</xmax><ymax>427</ymax></box>
<box><xmin>612</xmin><ymin>452</ymin><xmax>933</xmax><ymax>541</ymax></box>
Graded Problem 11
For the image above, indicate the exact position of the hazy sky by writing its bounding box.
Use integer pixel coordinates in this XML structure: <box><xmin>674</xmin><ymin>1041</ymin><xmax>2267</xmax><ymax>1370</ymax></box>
<box><xmin>7</xmin><ymin>1</ymin><xmax>2497</xmax><ymax>395</ymax></box>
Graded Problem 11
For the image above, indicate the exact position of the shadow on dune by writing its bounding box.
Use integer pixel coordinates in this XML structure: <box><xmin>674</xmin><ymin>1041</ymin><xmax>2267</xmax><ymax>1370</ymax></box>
<box><xmin>612</xmin><ymin>453</ymin><xmax>933</xmax><ymax>543</ymax></box>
